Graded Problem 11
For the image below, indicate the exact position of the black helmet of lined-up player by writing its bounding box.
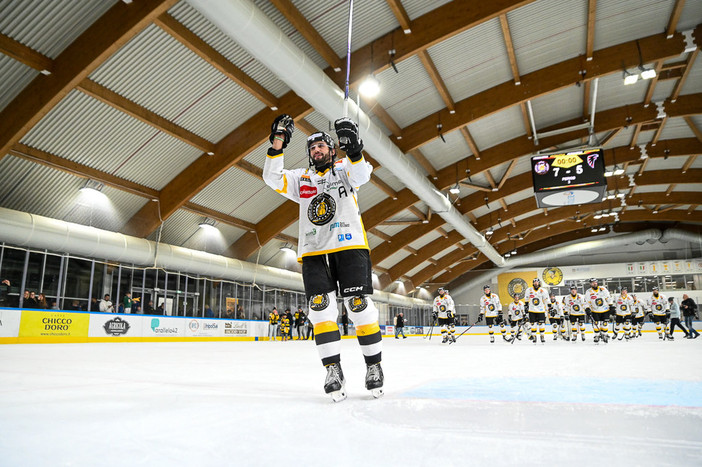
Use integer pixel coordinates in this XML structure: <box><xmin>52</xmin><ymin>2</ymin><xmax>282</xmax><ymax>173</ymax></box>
<box><xmin>533</xmin><ymin>277</ymin><xmax>541</xmax><ymax>286</ymax></box>
<box><xmin>483</xmin><ymin>285</ymin><xmax>491</xmax><ymax>291</ymax></box>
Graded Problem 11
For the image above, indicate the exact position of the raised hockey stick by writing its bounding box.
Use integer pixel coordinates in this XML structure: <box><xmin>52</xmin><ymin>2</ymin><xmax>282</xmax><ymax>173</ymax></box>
<box><xmin>342</xmin><ymin>0</ymin><xmax>354</xmax><ymax>118</ymax></box>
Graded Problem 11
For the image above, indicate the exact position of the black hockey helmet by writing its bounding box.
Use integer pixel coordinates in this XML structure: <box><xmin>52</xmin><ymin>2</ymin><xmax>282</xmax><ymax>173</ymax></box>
<box><xmin>307</xmin><ymin>131</ymin><xmax>336</xmax><ymax>168</ymax></box>
<box><xmin>652</xmin><ymin>285</ymin><xmax>659</xmax><ymax>291</ymax></box>
<box><xmin>532</xmin><ymin>277</ymin><xmax>541</xmax><ymax>286</ymax></box>
<box><xmin>589</xmin><ymin>277</ymin><xmax>598</xmax><ymax>283</ymax></box>
<box><xmin>620</xmin><ymin>286</ymin><xmax>628</xmax><ymax>292</ymax></box>
<box><xmin>438</xmin><ymin>286</ymin><xmax>446</xmax><ymax>295</ymax></box>
<box><xmin>483</xmin><ymin>284</ymin><xmax>491</xmax><ymax>291</ymax></box>
<box><xmin>569</xmin><ymin>283</ymin><xmax>577</xmax><ymax>290</ymax></box>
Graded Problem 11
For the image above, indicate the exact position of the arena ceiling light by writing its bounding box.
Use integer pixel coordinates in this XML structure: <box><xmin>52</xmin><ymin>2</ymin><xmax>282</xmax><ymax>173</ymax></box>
<box><xmin>279</xmin><ymin>243</ymin><xmax>296</xmax><ymax>254</ymax></box>
<box><xmin>449</xmin><ymin>183</ymin><xmax>460</xmax><ymax>195</ymax></box>
<box><xmin>358</xmin><ymin>74</ymin><xmax>380</xmax><ymax>98</ymax></box>
<box><xmin>623</xmin><ymin>68</ymin><xmax>638</xmax><ymax>85</ymax></box>
<box><xmin>198</xmin><ymin>217</ymin><xmax>218</xmax><ymax>232</ymax></box>
<box><xmin>79</xmin><ymin>179</ymin><xmax>105</xmax><ymax>196</ymax></box>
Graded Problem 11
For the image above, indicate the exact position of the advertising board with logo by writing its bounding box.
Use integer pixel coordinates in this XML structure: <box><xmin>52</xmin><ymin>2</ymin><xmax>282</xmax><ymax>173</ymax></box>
<box><xmin>186</xmin><ymin>319</ymin><xmax>221</xmax><ymax>337</ymax></box>
<box><xmin>89</xmin><ymin>314</ymin><xmax>136</xmax><ymax>338</ymax></box>
<box><xmin>145</xmin><ymin>317</ymin><xmax>184</xmax><ymax>337</ymax></box>
<box><xmin>223</xmin><ymin>320</ymin><xmax>248</xmax><ymax>337</ymax></box>
<box><xmin>18</xmin><ymin>310</ymin><xmax>90</xmax><ymax>340</ymax></box>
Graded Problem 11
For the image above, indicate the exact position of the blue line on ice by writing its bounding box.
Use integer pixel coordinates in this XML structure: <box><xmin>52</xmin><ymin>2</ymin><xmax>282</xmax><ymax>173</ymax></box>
<box><xmin>402</xmin><ymin>377</ymin><xmax>702</xmax><ymax>407</ymax></box>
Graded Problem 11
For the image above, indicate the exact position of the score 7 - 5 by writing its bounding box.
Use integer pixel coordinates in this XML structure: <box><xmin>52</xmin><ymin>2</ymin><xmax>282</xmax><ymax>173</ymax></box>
<box><xmin>553</xmin><ymin>165</ymin><xmax>583</xmax><ymax>177</ymax></box>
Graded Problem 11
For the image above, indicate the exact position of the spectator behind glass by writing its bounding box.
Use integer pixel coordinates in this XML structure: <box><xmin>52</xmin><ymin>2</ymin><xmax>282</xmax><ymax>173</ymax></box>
<box><xmin>36</xmin><ymin>293</ymin><xmax>48</xmax><ymax>309</ymax></box>
<box><xmin>25</xmin><ymin>291</ymin><xmax>38</xmax><ymax>309</ymax></box>
<box><xmin>99</xmin><ymin>294</ymin><xmax>115</xmax><ymax>313</ymax></box>
<box><xmin>237</xmin><ymin>304</ymin><xmax>245</xmax><ymax>319</ymax></box>
<box><xmin>205</xmin><ymin>305</ymin><xmax>214</xmax><ymax>318</ymax></box>
<box><xmin>144</xmin><ymin>300</ymin><xmax>155</xmax><ymax>315</ymax></box>
<box><xmin>0</xmin><ymin>279</ymin><xmax>11</xmax><ymax>306</ymax></box>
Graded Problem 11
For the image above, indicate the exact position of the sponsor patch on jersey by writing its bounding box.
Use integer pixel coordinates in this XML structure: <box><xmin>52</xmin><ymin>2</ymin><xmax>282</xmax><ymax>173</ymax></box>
<box><xmin>532</xmin><ymin>298</ymin><xmax>540</xmax><ymax>306</ymax></box>
<box><xmin>300</xmin><ymin>185</ymin><xmax>318</xmax><ymax>198</ymax></box>
<box><xmin>488</xmin><ymin>304</ymin><xmax>495</xmax><ymax>311</ymax></box>
<box><xmin>338</xmin><ymin>234</ymin><xmax>344</xmax><ymax>242</ymax></box>
<box><xmin>307</xmin><ymin>193</ymin><xmax>336</xmax><ymax>225</ymax></box>
<box><xmin>309</xmin><ymin>294</ymin><xmax>329</xmax><ymax>311</ymax></box>
<box><xmin>573</xmin><ymin>305</ymin><xmax>580</xmax><ymax>312</ymax></box>
<box><xmin>439</xmin><ymin>305</ymin><xmax>446</xmax><ymax>312</ymax></box>
<box><xmin>349</xmin><ymin>296</ymin><xmax>368</xmax><ymax>313</ymax></box>
<box><xmin>345</xmin><ymin>233</ymin><xmax>352</xmax><ymax>240</ymax></box>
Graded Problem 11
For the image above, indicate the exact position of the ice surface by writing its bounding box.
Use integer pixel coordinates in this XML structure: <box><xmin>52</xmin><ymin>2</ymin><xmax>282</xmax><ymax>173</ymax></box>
<box><xmin>1</xmin><ymin>332</ymin><xmax>701</xmax><ymax>466</ymax></box>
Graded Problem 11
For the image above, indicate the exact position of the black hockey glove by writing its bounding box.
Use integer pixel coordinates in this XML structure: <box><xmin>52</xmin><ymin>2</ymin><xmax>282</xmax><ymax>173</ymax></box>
<box><xmin>477</xmin><ymin>314</ymin><xmax>483</xmax><ymax>323</ymax></box>
<box><xmin>334</xmin><ymin>117</ymin><xmax>363</xmax><ymax>160</ymax></box>
<box><xmin>432</xmin><ymin>311</ymin><xmax>438</xmax><ymax>321</ymax></box>
<box><xmin>269</xmin><ymin>114</ymin><xmax>295</xmax><ymax>148</ymax></box>
<box><xmin>609</xmin><ymin>305</ymin><xmax>616</xmax><ymax>314</ymax></box>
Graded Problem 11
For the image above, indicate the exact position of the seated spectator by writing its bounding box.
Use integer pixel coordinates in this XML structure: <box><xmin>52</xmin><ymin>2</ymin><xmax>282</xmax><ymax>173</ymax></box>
<box><xmin>144</xmin><ymin>300</ymin><xmax>155</xmax><ymax>315</ymax></box>
<box><xmin>99</xmin><ymin>294</ymin><xmax>115</xmax><ymax>313</ymax></box>
<box><xmin>205</xmin><ymin>305</ymin><xmax>214</xmax><ymax>318</ymax></box>
<box><xmin>36</xmin><ymin>293</ymin><xmax>48</xmax><ymax>309</ymax></box>
<box><xmin>25</xmin><ymin>291</ymin><xmax>38</xmax><ymax>309</ymax></box>
<box><xmin>49</xmin><ymin>300</ymin><xmax>59</xmax><ymax>310</ymax></box>
<box><xmin>224</xmin><ymin>307</ymin><xmax>236</xmax><ymax>319</ymax></box>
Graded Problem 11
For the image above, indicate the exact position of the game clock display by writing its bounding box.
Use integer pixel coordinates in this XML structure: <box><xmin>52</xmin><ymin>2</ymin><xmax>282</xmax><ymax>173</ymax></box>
<box><xmin>531</xmin><ymin>148</ymin><xmax>606</xmax><ymax>208</ymax></box>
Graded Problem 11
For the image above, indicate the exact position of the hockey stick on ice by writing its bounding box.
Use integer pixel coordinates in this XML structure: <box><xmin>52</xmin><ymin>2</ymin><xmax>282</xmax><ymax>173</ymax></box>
<box><xmin>424</xmin><ymin>319</ymin><xmax>435</xmax><ymax>340</ymax></box>
<box><xmin>453</xmin><ymin>317</ymin><xmax>481</xmax><ymax>342</ymax></box>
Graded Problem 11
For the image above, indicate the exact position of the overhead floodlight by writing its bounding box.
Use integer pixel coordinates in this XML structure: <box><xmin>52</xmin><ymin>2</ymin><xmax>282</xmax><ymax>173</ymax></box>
<box><xmin>198</xmin><ymin>217</ymin><xmax>218</xmax><ymax>232</ymax></box>
<box><xmin>449</xmin><ymin>184</ymin><xmax>460</xmax><ymax>195</ymax></box>
<box><xmin>279</xmin><ymin>243</ymin><xmax>296</xmax><ymax>254</ymax></box>
<box><xmin>613</xmin><ymin>166</ymin><xmax>625</xmax><ymax>176</ymax></box>
<box><xmin>359</xmin><ymin>74</ymin><xmax>380</xmax><ymax>98</ymax></box>
<box><xmin>485</xmin><ymin>227</ymin><xmax>494</xmax><ymax>236</ymax></box>
<box><xmin>640</xmin><ymin>67</ymin><xmax>656</xmax><ymax>80</ymax></box>
<box><xmin>591</xmin><ymin>227</ymin><xmax>598</xmax><ymax>233</ymax></box>
<box><xmin>623</xmin><ymin>69</ymin><xmax>638</xmax><ymax>85</ymax></box>
<box><xmin>594</xmin><ymin>213</ymin><xmax>603</xmax><ymax>220</ymax></box>
<box><xmin>598</xmin><ymin>226</ymin><xmax>607</xmax><ymax>232</ymax></box>
<box><xmin>79</xmin><ymin>179</ymin><xmax>105</xmax><ymax>195</ymax></box>
<box><xmin>505</xmin><ymin>252</ymin><xmax>511</xmax><ymax>257</ymax></box>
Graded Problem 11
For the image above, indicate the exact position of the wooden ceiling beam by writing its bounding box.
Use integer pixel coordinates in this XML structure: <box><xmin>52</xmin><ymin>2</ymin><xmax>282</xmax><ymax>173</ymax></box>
<box><xmin>385</xmin><ymin>0</ymin><xmax>413</xmax><ymax>34</ymax></box>
<box><xmin>0</xmin><ymin>33</ymin><xmax>53</xmax><ymax>73</ymax></box>
<box><xmin>268</xmin><ymin>0</ymin><xmax>343</xmax><ymax>72</ymax></box>
<box><xmin>396</xmin><ymin>28</ymin><xmax>691</xmax><ymax>153</ymax></box>
<box><xmin>666</xmin><ymin>0</ymin><xmax>687</xmax><ymax>38</ymax></box>
<box><xmin>460</xmin><ymin>126</ymin><xmax>481</xmax><ymax>159</ymax></box>
<box><xmin>585</xmin><ymin>0</ymin><xmax>597</xmax><ymax>61</ymax></box>
<box><xmin>629</xmin><ymin>123</ymin><xmax>643</xmax><ymax>149</ymax></box>
<box><xmin>0</xmin><ymin>0</ymin><xmax>179</xmax><ymax>159</ymax></box>
<box><xmin>499</xmin><ymin>14</ymin><xmax>521</xmax><ymax>84</ymax></box>
<box><xmin>371</xmin><ymin>174</ymin><xmax>399</xmax><ymax>200</ymax></box>
<box><xmin>497</xmin><ymin>160</ymin><xmax>517</xmax><ymax>190</ymax></box>
<box><xmin>684</xmin><ymin>116</ymin><xmax>702</xmax><ymax>142</ymax></box>
<box><xmin>361</xmin><ymin>96</ymin><xmax>403</xmax><ymax>136</ymax></box>
<box><xmin>409</xmin><ymin>148</ymin><xmax>438</xmax><ymax>180</ymax></box>
<box><xmin>520</xmin><ymin>102</ymin><xmax>533</xmax><ymax>139</ymax></box>
<box><xmin>671</xmin><ymin>48</ymin><xmax>698</xmax><ymax>102</ymax></box>
<box><xmin>682</xmin><ymin>155</ymin><xmax>697</xmax><ymax>174</ymax></box>
<box><xmin>418</xmin><ymin>49</ymin><xmax>455</xmax><ymax>113</ymax></box>
<box><xmin>154</xmin><ymin>13</ymin><xmax>278</xmax><ymax>109</ymax></box>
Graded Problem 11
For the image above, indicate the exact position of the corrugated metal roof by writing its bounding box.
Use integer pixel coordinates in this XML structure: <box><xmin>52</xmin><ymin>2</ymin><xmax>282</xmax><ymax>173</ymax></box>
<box><xmin>402</xmin><ymin>0</ymin><xmax>452</xmax><ymax>21</ymax></box>
<box><xmin>372</xmin><ymin>165</ymin><xmax>405</xmax><ymax>192</ymax></box>
<box><xmin>291</xmin><ymin>0</ymin><xmax>397</xmax><ymax>54</ymax></box>
<box><xmin>650</xmin><ymin>78</ymin><xmax>678</xmax><ymax>103</ymax></box>
<box><xmin>357</xmin><ymin>182</ymin><xmax>389</xmax><ymax>213</ymax></box>
<box><xmin>602</xmin><ymin>126</ymin><xmax>635</xmax><ymax>149</ymax></box>
<box><xmin>0</xmin><ymin>155</ymin><xmax>147</xmax><ymax>232</ymax></box>
<box><xmin>376</xmin><ymin>54</ymin><xmax>446</xmax><ymax>128</ymax></box>
<box><xmin>427</xmin><ymin>17</ymin><xmax>514</xmax><ymax>102</ymax></box>
<box><xmin>169</xmin><ymin>1</ymin><xmax>290</xmax><ymax>98</ymax></box>
<box><xmin>530</xmin><ymin>84</ymin><xmax>583</xmax><ymax>130</ymax></box>
<box><xmin>659</xmin><ymin>117</ymin><xmax>694</xmax><ymax>140</ymax></box>
<box><xmin>90</xmin><ymin>24</ymin><xmax>265</xmax><ymax>143</ymax></box>
<box><xmin>594</xmin><ymin>0</ymin><xmax>674</xmax><ymax>52</ymax></box>
<box><xmin>20</xmin><ymin>89</ymin><xmax>203</xmax><ymax>190</ymax></box>
<box><xmin>508</xmin><ymin>0</ymin><xmax>587</xmax><ymax>76</ymax></box>
<box><xmin>0</xmin><ymin>55</ymin><xmax>37</xmax><ymax>113</ymax></box>
<box><xmin>408</xmin><ymin>231</ymin><xmax>442</xmax><ymax>250</ymax></box>
<box><xmin>419</xmin><ymin>127</ymin><xmax>473</xmax><ymax>171</ymax></box>
<box><xmin>677</xmin><ymin>0</ymin><xmax>702</xmax><ymax>32</ymax></box>
<box><xmin>680</xmin><ymin>55</ymin><xmax>702</xmax><ymax>96</ymax></box>
<box><xmin>0</xmin><ymin>0</ymin><xmax>117</xmax><ymax>58</ymax></box>
<box><xmin>377</xmin><ymin>248</ymin><xmax>411</xmax><ymax>270</ymax></box>
<box><xmin>595</xmin><ymin>71</ymin><xmax>647</xmax><ymax>113</ymax></box>
<box><xmin>643</xmin><ymin>155</ymin><xmax>686</xmax><ymax>171</ymax></box>
<box><xmin>465</xmin><ymin>105</ymin><xmax>524</xmax><ymax>150</ymax></box>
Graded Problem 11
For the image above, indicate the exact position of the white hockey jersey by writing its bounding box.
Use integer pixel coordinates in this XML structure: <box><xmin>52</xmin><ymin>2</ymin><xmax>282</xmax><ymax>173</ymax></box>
<box><xmin>525</xmin><ymin>286</ymin><xmax>550</xmax><ymax>313</ymax></box>
<box><xmin>480</xmin><ymin>293</ymin><xmax>502</xmax><ymax>317</ymax></box>
<box><xmin>263</xmin><ymin>150</ymin><xmax>372</xmax><ymax>259</ymax></box>
<box><xmin>648</xmin><ymin>293</ymin><xmax>669</xmax><ymax>316</ymax></box>
<box><xmin>585</xmin><ymin>286</ymin><xmax>611</xmax><ymax>312</ymax></box>
<box><xmin>563</xmin><ymin>293</ymin><xmax>586</xmax><ymax>315</ymax></box>
<box><xmin>615</xmin><ymin>293</ymin><xmax>635</xmax><ymax>316</ymax></box>
<box><xmin>507</xmin><ymin>300</ymin><xmax>525</xmax><ymax>321</ymax></box>
<box><xmin>632</xmin><ymin>299</ymin><xmax>645</xmax><ymax>318</ymax></box>
<box><xmin>433</xmin><ymin>294</ymin><xmax>455</xmax><ymax>319</ymax></box>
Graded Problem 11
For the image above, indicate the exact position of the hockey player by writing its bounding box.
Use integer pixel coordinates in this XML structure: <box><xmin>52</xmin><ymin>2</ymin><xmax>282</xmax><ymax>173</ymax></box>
<box><xmin>647</xmin><ymin>286</ymin><xmax>670</xmax><ymax>340</ymax></box>
<box><xmin>631</xmin><ymin>294</ymin><xmax>645</xmax><ymax>337</ymax></box>
<box><xmin>264</xmin><ymin>114</ymin><xmax>383</xmax><ymax>401</ymax></box>
<box><xmin>433</xmin><ymin>287</ymin><xmax>456</xmax><ymax>343</ymax></box>
<box><xmin>585</xmin><ymin>278</ymin><xmax>612</xmax><ymax>343</ymax></box>
<box><xmin>563</xmin><ymin>284</ymin><xmax>587</xmax><ymax>342</ymax></box>
<box><xmin>479</xmin><ymin>285</ymin><xmax>506</xmax><ymax>342</ymax></box>
<box><xmin>613</xmin><ymin>286</ymin><xmax>635</xmax><ymax>340</ymax></box>
<box><xmin>507</xmin><ymin>294</ymin><xmax>526</xmax><ymax>341</ymax></box>
<box><xmin>547</xmin><ymin>294</ymin><xmax>567</xmax><ymax>341</ymax></box>
<box><xmin>524</xmin><ymin>277</ymin><xmax>550</xmax><ymax>343</ymax></box>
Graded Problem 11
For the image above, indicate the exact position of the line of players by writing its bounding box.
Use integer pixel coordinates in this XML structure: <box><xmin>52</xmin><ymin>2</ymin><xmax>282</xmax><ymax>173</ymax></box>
<box><xmin>455</xmin><ymin>278</ymin><xmax>678</xmax><ymax>344</ymax></box>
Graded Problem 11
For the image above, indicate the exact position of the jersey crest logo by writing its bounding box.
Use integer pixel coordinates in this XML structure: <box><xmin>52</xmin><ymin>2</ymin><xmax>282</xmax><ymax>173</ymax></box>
<box><xmin>349</xmin><ymin>296</ymin><xmax>368</xmax><ymax>313</ymax></box>
<box><xmin>307</xmin><ymin>193</ymin><xmax>336</xmax><ymax>225</ymax></box>
<box><xmin>309</xmin><ymin>294</ymin><xmax>329</xmax><ymax>311</ymax></box>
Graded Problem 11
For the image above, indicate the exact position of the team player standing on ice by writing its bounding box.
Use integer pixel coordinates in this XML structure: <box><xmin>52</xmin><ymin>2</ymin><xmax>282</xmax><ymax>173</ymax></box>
<box><xmin>433</xmin><ymin>287</ymin><xmax>457</xmax><ymax>344</ymax></box>
<box><xmin>479</xmin><ymin>285</ymin><xmax>507</xmax><ymax>343</ymax></box>
<box><xmin>264</xmin><ymin>114</ymin><xmax>383</xmax><ymax>402</ymax></box>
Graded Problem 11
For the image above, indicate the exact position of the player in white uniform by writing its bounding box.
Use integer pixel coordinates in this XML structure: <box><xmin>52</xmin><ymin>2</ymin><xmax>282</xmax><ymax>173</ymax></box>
<box><xmin>563</xmin><ymin>284</ymin><xmax>587</xmax><ymax>342</ymax></box>
<box><xmin>432</xmin><ymin>287</ymin><xmax>456</xmax><ymax>344</ymax></box>
<box><xmin>585</xmin><ymin>278</ymin><xmax>612</xmax><ymax>343</ymax></box>
<box><xmin>631</xmin><ymin>294</ymin><xmax>645</xmax><ymax>338</ymax></box>
<box><xmin>507</xmin><ymin>294</ymin><xmax>526</xmax><ymax>341</ymax></box>
<box><xmin>613</xmin><ymin>286</ymin><xmax>635</xmax><ymax>340</ymax></box>
<box><xmin>264</xmin><ymin>115</ymin><xmax>383</xmax><ymax>401</ymax></box>
<box><xmin>524</xmin><ymin>278</ymin><xmax>550</xmax><ymax>343</ymax></box>
<box><xmin>479</xmin><ymin>285</ymin><xmax>507</xmax><ymax>343</ymax></box>
<box><xmin>647</xmin><ymin>286</ymin><xmax>670</xmax><ymax>340</ymax></box>
<box><xmin>547</xmin><ymin>294</ymin><xmax>568</xmax><ymax>340</ymax></box>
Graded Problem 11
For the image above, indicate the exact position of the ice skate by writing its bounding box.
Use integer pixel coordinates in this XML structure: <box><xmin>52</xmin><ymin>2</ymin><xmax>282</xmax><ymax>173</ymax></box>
<box><xmin>450</xmin><ymin>335</ymin><xmax>456</xmax><ymax>343</ymax></box>
<box><xmin>490</xmin><ymin>335</ymin><xmax>495</xmax><ymax>343</ymax></box>
<box><xmin>503</xmin><ymin>335</ymin><xmax>510</xmax><ymax>342</ymax></box>
<box><xmin>365</xmin><ymin>363</ymin><xmax>384</xmax><ymax>398</ymax></box>
<box><xmin>324</xmin><ymin>363</ymin><xmax>346</xmax><ymax>402</ymax></box>
<box><xmin>593</xmin><ymin>334</ymin><xmax>600</xmax><ymax>343</ymax></box>
<box><xmin>553</xmin><ymin>334</ymin><xmax>557</xmax><ymax>341</ymax></box>
<box><xmin>441</xmin><ymin>335</ymin><xmax>448</xmax><ymax>344</ymax></box>
<box><xmin>540</xmin><ymin>334</ymin><xmax>545</xmax><ymax>343</ymax></box>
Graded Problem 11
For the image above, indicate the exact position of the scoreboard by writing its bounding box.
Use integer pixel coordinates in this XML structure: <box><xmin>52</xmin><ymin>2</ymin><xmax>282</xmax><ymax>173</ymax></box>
<box><xmin>531</xmin><ymin>148</ymin><xmax>606</xmax><ymax>208</ymax></box>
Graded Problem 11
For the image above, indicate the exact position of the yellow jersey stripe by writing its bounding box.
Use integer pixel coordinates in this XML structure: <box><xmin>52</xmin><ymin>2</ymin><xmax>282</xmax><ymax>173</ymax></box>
<box><xmin>267</xmin><ymin>151</ymin><xmax>284</xmax><ymax>159</ymax></box>
<box><xmin>314</xmin><ymin>321</ymin><xmax>339</xmax><ymax>334</ymax></box>
<box><xmin>275</xmin><ymin>173</ymin><xmax>288</xmax><ymax>195</ymax></box>
<box><xmin>356</xmin><ymin>323</ymin><xmax>380</xmax><ymax>336</ymax></box>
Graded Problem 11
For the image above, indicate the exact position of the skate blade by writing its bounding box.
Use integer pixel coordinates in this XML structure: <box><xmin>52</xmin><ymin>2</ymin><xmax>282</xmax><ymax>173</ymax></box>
<box><xmin>370</xmin><ymin>388</ymin><xmax>384</xmax><ymax>399</ymax></box>
<box><xmin>329</xmin><ymin>389</ymin><xmax>347</xmax><ymax>403</ymax></box>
